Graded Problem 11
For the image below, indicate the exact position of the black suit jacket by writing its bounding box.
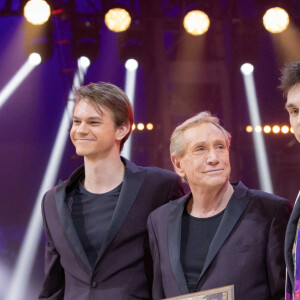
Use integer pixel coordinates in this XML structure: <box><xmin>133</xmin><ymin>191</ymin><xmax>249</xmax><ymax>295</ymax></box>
<box><xmin>39</xmin><ymin>158</ymin><xmax>184</xmax><ymax>300</ymax></box>
<box><xmin>285</xmin><ymin>193</ymin><xmax>300</xmax><ymax>289</ymax></box>
<box><xmin>147</xmin><ymin>182</ymin><xmax>292</xmax><ymax>300</ymax></box>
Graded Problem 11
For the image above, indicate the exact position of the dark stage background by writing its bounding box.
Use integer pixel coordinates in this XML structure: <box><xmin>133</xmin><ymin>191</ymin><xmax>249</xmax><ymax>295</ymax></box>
<box><xmin>1</xmin><ymin>0</ymin><xmax>300</xmax><ymax>298</ymax></box>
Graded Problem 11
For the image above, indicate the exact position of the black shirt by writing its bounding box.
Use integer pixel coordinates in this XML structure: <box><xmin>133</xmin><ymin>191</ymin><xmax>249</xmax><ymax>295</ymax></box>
<box><xmin>180</xmin><ymin>208</ymin><xmax>224</xmax><ymax>292</ymax></box>
<box><xmin>70</xmin><ymin>179</ymin><xmax>122</xmax><ymax>268</ymax></box>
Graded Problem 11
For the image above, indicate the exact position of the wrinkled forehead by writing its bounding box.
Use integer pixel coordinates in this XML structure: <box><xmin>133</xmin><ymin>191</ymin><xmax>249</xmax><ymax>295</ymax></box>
<box><xmin>183</xmin><ymin>122</ymin><xmax>228</xmax><ymax>146</ymax></box>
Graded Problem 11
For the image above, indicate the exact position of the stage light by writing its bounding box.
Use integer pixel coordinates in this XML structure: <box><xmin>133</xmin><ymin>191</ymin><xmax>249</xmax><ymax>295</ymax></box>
<box><xmin>255</xmin><ymin>125</ymin><xmax>262</xmax><ymax>132</ymax></box>
<box><xmin>78</xmin><ymin>56</ymin><xmax>90</xmax><ymax>69</ymax></box>
<box><xmin>240</xmin><ymin>63</ymin><xmax>254</xmax><ymax>75</ymax></box>
<box><xmin>263</xmin><ymin>125</ymin><xmax>271</xmax><ymax>133</ymax></box>
<box><xmin>28</xmin><ymin>52</ymin><xmax>41</xmax><ymax>66</ymax></box>
<box><xmin>6</xmin><ymin>59</ymin><xmax>90</xmax><ymax>300</ymax></box>
<box><xmin>246</xmin><ymin>125</ymin><xmax>253</xmax><ymax>133</ymax></box>
<box><xmin>24</xmin><ymin>20</ymin><xmax>54</xmax><ymax>62</ymax></box>
<box><xmin>105</xmin><ymin>7</ymin><xmax>131</xmax><ymax>32</ymax></box>
<box><xmin>146</xmin><ymin>123</ymin><xmax>154</xmax><ymax>130</ymax></box>
<box><xmin>281</xmin><ymin>125</ymin><xmax>289</xmax><ymax>134</ymax></box>
<box><xmin>0</xmin><ymin>57</ymin><xmax>40</xmax><ymax>109</ymax></box>
<box><xmin>24</xmin><ymin>0</ymin><xmax>51</xmax><ymax>25</ymax></box>
<box><xmin>263</xmin><ymin>7</ymin><xmax>289</xmax><ymax>33</ymax></box>
<box><xmin>132</xmin><ymin>123</ymin><xmax>136</xmax><ymax>130</ymax></box>
<box><xmin>72</xmin><ymin>20</ymin><xmax>101</xmax><ymax>63</ymax></box>
<box><xmin>122</xmin><ymin>47</ymin><xmax>139</xmax><ymax>160</ymax></box>
<box><xmin>272</xmin><ymin>125</ymin><xmax>280</xmax><ymax>133</ymax></box>
<box><xmin>137</xmin><ymin>123</ymin><xmax>144</xmax><ymax>130</ymax></box>
<box><xmin>183</xmin><ymin>10</ymin><xmax>210</xmax><ymax>36</ymax></box>
<box><xmin>241</xmin><ymin>66</ymin><xmax>273</xmax><ymax>193</ymax></box>
<box><xmin>125</xmin><ymin>58</ymin><xmax>138</xmax><ymax>71</ymax></box>
<box><xmin>291</xmin><ymin>127</ymin><xmax>294</xmax><ymax>133</ymax></box>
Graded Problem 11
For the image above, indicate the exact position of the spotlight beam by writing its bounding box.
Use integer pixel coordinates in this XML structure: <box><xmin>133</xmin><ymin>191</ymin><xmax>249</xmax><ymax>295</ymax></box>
<box><xmin>0</xmin><ymin>58</ymin><xmax>37</xmax><ymax>109</ymax></box>
<box><xmin>122</xmin><ymin>59</ymin><xmax>138</xmax><ymax>160</ymax></box>
<box><xmin>241</xmin><ymin>66</ymin><xmax>273</xmax><ymax>193</ymax></box>
<box><xmin>6</xmin><ymin>59</ymin><xmax>89</xmax><ymax>300</ymax></box>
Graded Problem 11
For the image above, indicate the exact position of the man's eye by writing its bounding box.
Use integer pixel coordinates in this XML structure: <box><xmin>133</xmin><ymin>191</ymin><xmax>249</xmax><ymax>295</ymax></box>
<box><xmin>196</xmin><ymin>147</ymin><xmax>204</xmax><ymax>151</ymax></box>
<box><xmin>290</xmin><ymin>109</ymin><xmax>298</xmax><ymax>115</ymax></box>
<box><xmin>216</xmin><ymin>145</ymin><xmax>224</xmax><ymax>150</ymax></box>
<box><xmin>90</xmin><ymin>121</ymin><xmax>100</xmax><ymax>124</ymax></box>
<box><xmin>73</xmin><ymin>120</ymin><xmax>80</xmax><ymax>124</ymax></box>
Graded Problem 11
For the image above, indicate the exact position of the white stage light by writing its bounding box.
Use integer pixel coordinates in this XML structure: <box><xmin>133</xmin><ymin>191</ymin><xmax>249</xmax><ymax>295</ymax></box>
<box><xmin>122</xmin><ymin>59</ymin><xmax>139</xmax><ymax>160</ymax></box>
<box><xmin>6</xmin><ymin>59</ymin><xmax>90</xmax><ymax>300</ymax></box>
<box><xmin>241</xmin><ymin>68</ymin><xmax>273</xmax><ymax>193</ymax></box>
<box><xmin>78</xmin><ymin>56</ymin><xmax>91</xmax><ymax>69</ymax></box>
<box><xmin>0</xmin><ymin>56</ymin><xmax>39</xmax><ymax>109</ymax></box>
<box><xmin>125</xmin><ymin>59</ymin><xmax>138</xmax><ymax>71</ymax></box>
<box><xmin>28</xmin><ymin>52</ymin><xmax>42</xmax><ymax>66</ymax></box>
<box><xmin>240</xmin><ymin>63</ymin><xmax>254</xmax><ymax>75</ymax></box>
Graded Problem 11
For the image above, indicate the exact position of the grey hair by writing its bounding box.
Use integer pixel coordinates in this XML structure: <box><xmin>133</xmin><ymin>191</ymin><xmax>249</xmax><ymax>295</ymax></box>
<box><xmin>170</xmin><ymin>111</ymin><xmax>231</xmax><ymax>158</ymax></box>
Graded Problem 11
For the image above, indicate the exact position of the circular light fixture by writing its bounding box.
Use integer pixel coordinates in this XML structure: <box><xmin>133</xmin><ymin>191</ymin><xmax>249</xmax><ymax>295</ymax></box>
<box><xmin>263</xmin><ymin>125</ymin><xmax>271</xmax><ymax>133</ymax></box>
<box><xmin>125</xmin><ymin>59</ymin><xmax>138</xmax><ymax>71</ymax></box>
<box><xmin>28</xmin><ymin>52</ymin><xmax>42</xmax><ymax>66</ymax></box>
<box><xmin>246</xmin><ymin>125</ymin><xmax>253</xmax><ymax>133</ymax></box>
<box><xmin>137</xmin><ymin>123</ymin><xmax>144</xmax><ymax>131</ymax></box>
<box><xmin>272</xmin><ymin>125</ymin><xmax>280</xmax><ymax>133</ymax></box>
<box><xmin>183</xmin><ymin>10</ymin><xmax>210</xmax><ymax>36</ymax></box>
<box><xmin>263</xmin><ymin>7</ymin><xmax>289</xmax><ymax>34</ymax></box>
<box><xmin>240</xmin><ymin>63</ymin><xmax>254</xmax><ymax>75</ymax></box>
<box><xmin>132</xmin><ymin>123</ymin><xmax>136</xmax><ymax>131</ymax></box>
<box><xmin>78</xmin><ymin>56</ymin><xmax>91</xmax><ymax>69</ymax></box>
<box><xmin>24</xmin><ymin>0</ymin><xmax>51</xmax><ymax>25</ymax></box>
<box><xmin>105</xmin><ymin>8</ymin><xmax>131</xmax><ymax>32</ymax></box>
<box><xmin>281</xmin><ymin>125</ymin><xmax>289</xmax><ymax>134</ymax></box>
<box><xmin>146</xmin><ymin>123</ymin><xmax>154</xmax><ymax>130</ymax></box>
<box><xmin>255</xmin><ymin>125</ymin><xmax>262</xmax><ymax>132</ymax></box>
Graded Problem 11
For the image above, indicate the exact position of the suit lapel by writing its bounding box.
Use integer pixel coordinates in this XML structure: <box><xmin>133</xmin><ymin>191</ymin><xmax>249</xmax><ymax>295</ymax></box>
<box><xmin>55</xmin><ymin>178</ymin><xmax>92</xmax><ymax>272</ymax></box>
<box><xmin>285</xmin><ymin>192</ymin><xmax>300</xmax><ymax>287</ymax></box>
<box><xmin>96</xmin><ymin>159</ymin><xmax>146</xmax><ymax>263</ymax></box>
<box><xmin>168</xmin><ymin>195</ymin><xmax>190</xmax><ymax>295</ymax></box>
<box><xmin>197</xmin><ymin>182</ymin><xmax>250</xmax><ymax>284</ymax></box>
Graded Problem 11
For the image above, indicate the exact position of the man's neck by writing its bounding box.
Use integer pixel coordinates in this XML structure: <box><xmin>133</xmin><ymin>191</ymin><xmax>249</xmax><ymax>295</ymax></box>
<box><xmin>187</xmin><ymin>182</ymin><xmax>233</xmax><ymax>218</ymax></box>
<box><xmin>83</xmin><ymin>153</ymin><xmax>125</xmax><ymax>194</ymax></box>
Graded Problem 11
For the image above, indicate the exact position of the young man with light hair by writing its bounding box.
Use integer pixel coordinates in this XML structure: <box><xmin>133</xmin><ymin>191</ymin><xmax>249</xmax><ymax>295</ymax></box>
<box><xmin>39</xmin><ymin>82</ymin><xmax>184</xmax><ymax>300</ymax></box>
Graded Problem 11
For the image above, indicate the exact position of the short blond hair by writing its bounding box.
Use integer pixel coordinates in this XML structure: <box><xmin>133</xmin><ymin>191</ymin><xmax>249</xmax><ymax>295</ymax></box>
<box><xmin>170</xmin><ymin>111</ymin><xmax>231</xmax><ymax>158</ymax></box>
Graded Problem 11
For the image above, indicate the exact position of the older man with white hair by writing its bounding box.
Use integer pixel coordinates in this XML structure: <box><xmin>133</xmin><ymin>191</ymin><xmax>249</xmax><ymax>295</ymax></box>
<box><xmin>147</xmin><ymin>111</ymin><xmax>291</xmax><ymax>300</ymax></box>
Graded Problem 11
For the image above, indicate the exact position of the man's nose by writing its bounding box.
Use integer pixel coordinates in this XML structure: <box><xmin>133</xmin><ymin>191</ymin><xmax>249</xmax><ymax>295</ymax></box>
<box><xmin>207</xmin><ymin>149</ymin><xmax>219</xmax><ymax>164</ymax></box>
<box><xmin>77</xmin><ymin>122</ymin><xmax>88</xmax><ymax>133</ymax></box>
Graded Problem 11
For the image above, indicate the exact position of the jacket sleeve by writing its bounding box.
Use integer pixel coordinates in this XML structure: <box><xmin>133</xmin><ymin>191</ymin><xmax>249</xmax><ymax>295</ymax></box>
<box><xmin>147</xmin><ymin>213</ymin><xmax>166</xmax><ymax>300</ymax></box>
<box><xmin>266</xmin><ymin>198</ymin><xmax>292</xmax><ymax>300</ymax></box>
<box><xmin>39</xmin><ymin>193</ymin><xmax>65</xmax><ymax>300</ymax></box>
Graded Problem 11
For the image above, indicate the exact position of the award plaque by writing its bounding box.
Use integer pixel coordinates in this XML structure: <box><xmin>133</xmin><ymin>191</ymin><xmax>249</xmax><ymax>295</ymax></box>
<box><xmin>164</xmin><ymin>285</ymin><xmax>234</xmax><ymax>300</ymax></box>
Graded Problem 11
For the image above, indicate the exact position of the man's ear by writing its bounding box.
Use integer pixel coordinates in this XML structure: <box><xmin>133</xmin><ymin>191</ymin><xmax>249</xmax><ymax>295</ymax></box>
<box><xmin>116</xmin><ymin>123</ymin><xmax>131</xmax><ymax>141</ymax></box>
<box><xmin>171</xmin><ymin>155</ymin><xmax>185</xmax><ymax>178</ymax></box>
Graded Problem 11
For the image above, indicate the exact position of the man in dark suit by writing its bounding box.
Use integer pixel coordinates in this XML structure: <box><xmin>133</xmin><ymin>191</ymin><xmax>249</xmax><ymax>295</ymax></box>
<box><xmin>147</xmin><ymin>111</ymin><xmax>291</xmax><ymax>300</ymax></box>
<box><xmin>38</xmin><ymin>82</ymin><xmax>184</xmax><ymax>300</ymax></box>
<box><xmin>279</xmin><ymin>62</ymin><xmax>300</xmax><ymax>299</ymax></box>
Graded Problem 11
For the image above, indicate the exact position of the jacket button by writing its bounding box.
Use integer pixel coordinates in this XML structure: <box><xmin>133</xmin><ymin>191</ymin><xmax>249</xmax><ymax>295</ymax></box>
<box><xmin>91</xmin><ymin>281</ymin><xmax>98</xmax><ymax>288</ymax></box>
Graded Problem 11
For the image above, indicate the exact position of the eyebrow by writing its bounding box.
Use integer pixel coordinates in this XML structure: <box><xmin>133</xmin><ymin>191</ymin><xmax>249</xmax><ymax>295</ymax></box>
<box><xmin>190</xmin><ymin>139</ymin><xmax>226</xmax><ymax>147</ymax></box>
<box><xmin>285</xmin><ymin>103</ymin><xmax>297</xmax><ymax>110</ymax></box>
<box><xmin>72</xmin><ymin>116</ymin><xmax>102</xmax><ymax>120</ymax></box>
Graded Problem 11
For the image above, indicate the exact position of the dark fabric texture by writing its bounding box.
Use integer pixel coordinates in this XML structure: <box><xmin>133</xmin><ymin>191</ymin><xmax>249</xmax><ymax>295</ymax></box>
<box><xmin>181</xmin><ymin>209</ymin><xmax>224</xmax><ymax>292</ymax></box>
<box><xmin>285</xmin><ymin>193</ymin><xmax>300</xmax><ymax>289</ymax></box>
<box><xmin>147</xmin><ymin>181</ymin><xmax>292</xmax><ymax>300</ymax></box>
<box><xmin>39</xmin><ymin>157</ymin><xmax>185</xmax><ymax>300</ymax></box>
<box><xmin>70</xmin><ymin>181</ymin><xmax>121</xmax><ymax>268</ymax></box>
